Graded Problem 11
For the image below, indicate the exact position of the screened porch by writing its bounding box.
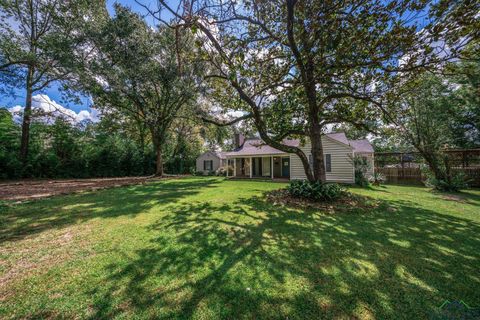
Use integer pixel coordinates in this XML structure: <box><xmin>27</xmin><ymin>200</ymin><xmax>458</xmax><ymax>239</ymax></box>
<box><xmin>226</xmin><ymin>156</ymin><xmax>290</xmax><ymax>179</ymax></box>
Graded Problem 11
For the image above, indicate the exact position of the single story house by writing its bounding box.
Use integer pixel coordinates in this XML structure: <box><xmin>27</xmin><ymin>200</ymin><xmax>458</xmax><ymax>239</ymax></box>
<box><xmin>224</xmin><ymin>133</ymin><xmax>374</xmax><ymax>183</ymax></box>
<box><xmin>196</xmin><ymin>151</ymin><xmax>227</xmax><ymax>174</ymax></box>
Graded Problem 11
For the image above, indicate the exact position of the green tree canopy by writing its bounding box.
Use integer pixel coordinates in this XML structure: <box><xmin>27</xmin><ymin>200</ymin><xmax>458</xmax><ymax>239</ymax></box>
<box><xmin>77</xmin><ymin>5</ymin><xmax>203</xmax><ymax>175</ymax></box>
<box><xmin>151</xmin><ymin>0</ymin><xmax>477</xmax><ymax>182</ymax></box>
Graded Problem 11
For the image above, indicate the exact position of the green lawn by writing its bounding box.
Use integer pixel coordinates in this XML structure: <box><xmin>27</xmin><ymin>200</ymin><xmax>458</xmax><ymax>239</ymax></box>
<box><xmin>1</xmin><ymin>177</ymin><xmax>479</xmax><ymax>319</ymax></box>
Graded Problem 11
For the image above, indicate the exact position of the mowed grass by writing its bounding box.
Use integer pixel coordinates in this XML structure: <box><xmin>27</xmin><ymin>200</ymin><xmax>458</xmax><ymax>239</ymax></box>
<box><xmin>0</xmin><ymin>177</ymin><xmax>479</xmax><ymax>319</ymax></box>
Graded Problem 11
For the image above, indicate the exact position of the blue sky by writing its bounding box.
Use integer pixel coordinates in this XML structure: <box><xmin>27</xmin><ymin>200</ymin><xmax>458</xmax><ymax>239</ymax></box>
<box><xmin>1</xmin><ymin>0</ymin><xmax>429</xmax><ymax>115</ymax></box>
<box><xmin>0</xmin><ymin>0</ymin><xmax>175</xmax><ymax>113</ymax></box>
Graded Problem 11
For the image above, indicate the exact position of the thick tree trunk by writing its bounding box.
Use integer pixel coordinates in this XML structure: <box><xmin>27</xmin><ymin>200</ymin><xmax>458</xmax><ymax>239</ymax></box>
<box><xmin>155</xmin><ymin>146</ymin><xmax>163</xmax><ymax>176</ymax></box>
<box><xmin>149</xmin><ymin>125</ymin><xmax>165</xmax><ymax>177</ymax></box>
<box><xmin>309</xmin><ymin>123</ymin><xmax>327</xmax><ymax>183</ymax></box>
<box><xmin>20</xmin><ymin>65</ymin><xmax>34</xmax><ymax>162</ymax></box>
<box><xmin>297</xmin><ymin>149</ymin><xmax>315</xmax><ymax>182</ymax></box>
<box><xmin>419</xmin><ymin>149</ymin><xmax>447</xmax><ymax>182</ymax></box>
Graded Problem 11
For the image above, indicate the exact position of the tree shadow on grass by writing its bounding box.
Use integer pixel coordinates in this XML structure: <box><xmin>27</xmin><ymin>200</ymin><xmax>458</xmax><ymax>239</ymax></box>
<box><xmin>0</xmin><ymin>178</ymin><xmax>221</xmax><ymax>243</ymax></box>
<box><xmin>88</xmin><ymin>193</ymin><xmax>480</xmax><ymax>319</ymax></box>
<box><xmin>430</xmin><ymin>189</ymin><xmax>480</xmax><ymax>207</ymax></box>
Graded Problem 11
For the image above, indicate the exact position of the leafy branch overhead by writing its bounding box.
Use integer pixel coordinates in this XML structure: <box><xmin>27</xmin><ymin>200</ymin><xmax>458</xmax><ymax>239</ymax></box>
<box><xmin>145</xmin><ymin>0</ymin><xmax>477</xmax><ymax>182</ymax></box>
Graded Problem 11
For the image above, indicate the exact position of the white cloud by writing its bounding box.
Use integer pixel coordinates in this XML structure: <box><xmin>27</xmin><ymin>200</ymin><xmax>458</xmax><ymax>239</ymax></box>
<box><xmin>226</xmin><ymin>110</ymin><xmax>245</xmax><ymax>118</ymax></box>
<box><xmin>7</xmin><ymin>94</ymin><xmax>99</xmax><ymax>124</ymax></box>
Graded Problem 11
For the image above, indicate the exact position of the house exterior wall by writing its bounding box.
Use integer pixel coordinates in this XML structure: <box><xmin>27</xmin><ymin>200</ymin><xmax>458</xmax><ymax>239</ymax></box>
<box><xmin>290</xmin><ymin>136</ymin><xmax>355</xmax><ymax>183</ymax></box>
<box><xmin>195</xmin><ymin>152</ymin><xmax>224</xmax><ymax>174</ymax></box>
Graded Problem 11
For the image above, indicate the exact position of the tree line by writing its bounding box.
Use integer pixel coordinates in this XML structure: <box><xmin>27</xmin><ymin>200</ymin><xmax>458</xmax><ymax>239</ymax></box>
<box><xmin>0</xmin><ymin>107</ymin><xmax>224</xmax><ymax>179</ymax></box>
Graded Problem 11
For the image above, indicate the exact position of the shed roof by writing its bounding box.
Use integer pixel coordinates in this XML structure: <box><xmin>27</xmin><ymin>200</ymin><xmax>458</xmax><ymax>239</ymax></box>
<box><xmin>350</xmin><ymin>139</ymin><xmax>374</xmax><ymax>153</ymax></box>
<box><xmin>325</xmin><ymin>132</ymin><xmax>350</xmax><ymax>145</ymax></box>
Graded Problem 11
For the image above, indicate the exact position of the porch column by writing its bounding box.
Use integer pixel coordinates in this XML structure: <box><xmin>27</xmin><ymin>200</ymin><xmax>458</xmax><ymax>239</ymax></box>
<box><xmin>271</xmin><ymin>156</ymin><xmax>274</xmax><ymax>179</ymax></box>
<box><xmin>233</xmin><ymin>158</ymin><xmax>236</xmax><ymax>177</ymax></box>
<box><xmin>226</xmin><ymin>159</ymin><xmax>229</xmax><ymax>177</ymax></box>
<box><xmin>249</xmin><ymin>157</ymin><xmax>252</xmax><ymax>178</ymax></box>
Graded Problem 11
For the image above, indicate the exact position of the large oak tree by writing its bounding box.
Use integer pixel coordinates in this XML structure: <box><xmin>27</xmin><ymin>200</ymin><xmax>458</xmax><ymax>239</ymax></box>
<box><xmin>146</xmin><ymin>0</ymin><xmax>476</xmax><ymax>182</ymax></box>
<box><xmin>79</xmin><ymin>5</ymin><xmax>202</xmax><ymax>176</ymax></box>
<box><xmin>0</xmin><ymin>0</ymin><xmax>103</xmax><ymax>162</ymax></box>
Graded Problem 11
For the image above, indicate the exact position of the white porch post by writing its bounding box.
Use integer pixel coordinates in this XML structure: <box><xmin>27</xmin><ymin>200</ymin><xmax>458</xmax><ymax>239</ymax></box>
<box><xmin>226</xmin><ymin>158</ymin><xmax>229</xmax><ymax>177</ymax></box>
<box><xmin>271</xmin><ymin>156</ymin><xmax>274</xmax><ymax>179</ymax></box>
<box><xmin>249</xmin><ymin>157</ymin><xmax>253</xmax><ymax>178</ymax></box>
<box><xmin>233</xmin><ymin>158</ymin><xmax>236</xmax><ymax>177</ymax></box>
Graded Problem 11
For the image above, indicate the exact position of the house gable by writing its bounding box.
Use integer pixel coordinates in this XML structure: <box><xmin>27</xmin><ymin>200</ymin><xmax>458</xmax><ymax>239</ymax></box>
<box><xmin>195</xmin><ymin>151</ymin><xmax>226</xmax><ymax>174</ymax></box>
<box><xmin>290</xmin><ymin>135</ymin><xmax>355</xmax><ymax>183</ymax></box>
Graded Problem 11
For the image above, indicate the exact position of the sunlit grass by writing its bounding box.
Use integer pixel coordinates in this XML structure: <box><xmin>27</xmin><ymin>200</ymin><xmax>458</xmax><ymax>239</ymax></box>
<box><xmin>0</xmin><ymin>177</ymin><xmax>479</xmax><ymax>319</ymax></box>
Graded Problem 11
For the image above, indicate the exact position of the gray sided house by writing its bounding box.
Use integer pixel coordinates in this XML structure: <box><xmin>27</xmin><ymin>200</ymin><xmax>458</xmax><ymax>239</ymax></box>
<box><xmin>196</xmin><ymin>151</ymin><xmax>227</xmax><ymax>175</ymax></box>
<box><xmin>225</xmin><ymin>133</ymin><xmax>374</xmax><ymax>183</ymax></box>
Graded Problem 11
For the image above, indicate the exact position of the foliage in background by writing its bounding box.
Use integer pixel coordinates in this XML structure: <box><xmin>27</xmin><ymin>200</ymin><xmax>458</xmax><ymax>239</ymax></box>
<box><xmin>0</xmin><ymin>108</ymin><xmax>20</xmax><ymax>178</ymax></box>
<box><xmin>383</xmin><ymin>73</ymin><xmax>476</xmax><ymax>191</ymax></box>
<box><xmin>0</xmin><ymin>108</ymin><xmax>209</xmax><ymax>179</ymax></box>
<box><xmin>445</xmin><ymin>59</ymin><xmax>480</xmax><ymax>148</ymax></box>
<box><xmin>0</xmin><ymin>0</ymin><xmax>104</xmax><ymax>161</ymax></box>
<box><xmin>76</xmin><ymin>5</ymin><xmax>202</xmax><ymax>176</ymax></box>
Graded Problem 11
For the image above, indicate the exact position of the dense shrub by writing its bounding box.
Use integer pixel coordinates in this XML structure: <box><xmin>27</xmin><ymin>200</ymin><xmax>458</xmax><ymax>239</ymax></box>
<box><xmin>369</xmin><ymin>172</ymin><xmax>386</xmax><ymax>186</ymax></box>
<box><xmin>354</xmin><ymin>155</ymin><xmax>370</xmax><ymax>187</ymax></box>
<box><xmin>424</xmin><ymin>170</ymin><xmax>468</xmax><ymax>192</ymax></box>
<box><xmin>215</xmin><ymin>166</ymin><xmax>227</xmax><ymax>176</ymax></box>
<box><xmin>287</xmin><ymin>180</ymin><xmax>346</xmax><ymax>201</ymax></box>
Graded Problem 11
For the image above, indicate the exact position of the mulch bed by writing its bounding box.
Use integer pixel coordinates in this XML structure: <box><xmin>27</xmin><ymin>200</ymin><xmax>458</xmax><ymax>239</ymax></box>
<box><xmin>265</xmin><ymin>189</ymin><xmax>380</xmax><ymax>213</ymax></box>
<box><xmin>0</xmin><ymin>175</ymin><xmax>187</xmax><ymax>202</ymax></box>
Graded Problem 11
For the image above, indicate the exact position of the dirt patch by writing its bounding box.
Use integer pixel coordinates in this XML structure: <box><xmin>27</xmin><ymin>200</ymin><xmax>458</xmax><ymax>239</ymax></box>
<box><xmin>265</xmin><ymin>189</ymin><xmax>380</xmax><ymax>213</ymax></box>
<box><xmin>0</xmin><ymin>175</ymin><xmax>185</xmax><ymax>201</ymax></box>
<box><xmin>439</xmin><ymin>194</ymin><xmax>468</xmax><ymax>203</ymax></box>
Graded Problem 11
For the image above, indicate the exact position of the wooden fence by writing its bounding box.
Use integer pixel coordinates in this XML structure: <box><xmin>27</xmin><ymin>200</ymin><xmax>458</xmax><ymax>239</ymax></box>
<box><xmin>374</xmin><ymin>149</ymin><xmax>480</xmax><ymax>187</ymax></box>
<box><xmin>375</xmin><ymin>167</ymin><xmax>424</xmax><ymax>185</ymax></box>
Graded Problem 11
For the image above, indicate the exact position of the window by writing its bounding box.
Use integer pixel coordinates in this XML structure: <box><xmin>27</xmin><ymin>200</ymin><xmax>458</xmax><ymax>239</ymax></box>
<box><xmin>204</xmin><ymin>160</ymin><xmax>213</xmax><ymax>171</ymax></box>
<box><xmin>325</xmin><ymin>154</ymin><xmax>332</xmax><ymax>172</ymax></box>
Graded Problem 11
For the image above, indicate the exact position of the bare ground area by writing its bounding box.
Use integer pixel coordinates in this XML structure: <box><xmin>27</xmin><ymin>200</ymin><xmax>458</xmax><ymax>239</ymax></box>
<box><xmin>0</xmin><ymin>176</ymin><xmax>162</xmax><ymax>201</ymax></box>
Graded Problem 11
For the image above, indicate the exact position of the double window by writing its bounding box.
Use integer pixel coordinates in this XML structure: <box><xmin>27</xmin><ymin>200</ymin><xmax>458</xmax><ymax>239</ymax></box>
<box><xmin>204</xmin><ymin>160</ymin><xmax>213</xmax><ymax>171</ymax></box>
<box><xmin>309</xmin><ymin>154</ymin><xmax>332</xmax><ymax>173</ymax></box>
